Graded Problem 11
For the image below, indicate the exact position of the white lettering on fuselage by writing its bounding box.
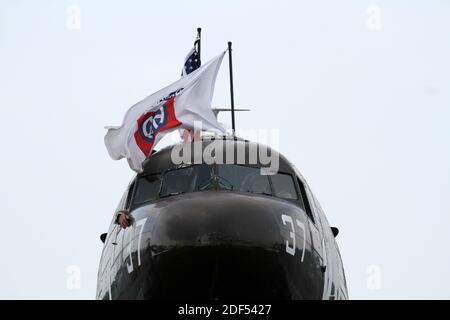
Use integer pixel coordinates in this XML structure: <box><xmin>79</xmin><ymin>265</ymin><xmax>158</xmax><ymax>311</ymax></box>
<box><xmin>281</xmin><ymin>214</ymin><xmax>306</xmax><ymax>262</ymax></box>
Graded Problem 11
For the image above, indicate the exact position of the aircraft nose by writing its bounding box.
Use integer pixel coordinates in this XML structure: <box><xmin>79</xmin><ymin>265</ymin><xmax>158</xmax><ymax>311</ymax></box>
<box><xmin>151</xmin><ymin>191</ymin><xmax>281</xmax><ymax>248</ymax></box>
<box><xmin>126</xmin><ymin>191</ymin><xmax>326</xmax><ymax>299</ymax></box>
<box><xmin>131</xmin><ymin>191</ymin><xmax>315</xmax><ymax>299</ymax></box>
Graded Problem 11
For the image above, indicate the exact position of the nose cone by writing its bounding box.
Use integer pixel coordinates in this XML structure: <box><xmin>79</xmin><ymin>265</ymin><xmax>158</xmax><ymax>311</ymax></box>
<box><xmin>151</xmin><ymin>191</ymin><xmax>281</xmax><ymax>248</ymax></box>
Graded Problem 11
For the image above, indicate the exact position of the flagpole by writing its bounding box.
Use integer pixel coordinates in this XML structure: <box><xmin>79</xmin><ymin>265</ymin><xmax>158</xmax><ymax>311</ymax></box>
<box><xmin>197</xmin><ymin>27</ymin><xmax>201</xmax><ymax>60</ymax></box>
<box><xmin>228</xmin><ymin>41</ymin><xmax>236</xmax><ymax>136</ymax></box>
<box><xmin>190</xmin><ymin>27</ymin><xmax>202</xmax><ymax>143</ymax></box>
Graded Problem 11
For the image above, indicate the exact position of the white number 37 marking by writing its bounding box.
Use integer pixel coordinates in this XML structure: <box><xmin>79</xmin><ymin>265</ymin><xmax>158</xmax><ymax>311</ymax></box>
<box><xmin>281</xmin><ymin>214</ymin><xmax>306</xmax><ymax>262</ymax></box>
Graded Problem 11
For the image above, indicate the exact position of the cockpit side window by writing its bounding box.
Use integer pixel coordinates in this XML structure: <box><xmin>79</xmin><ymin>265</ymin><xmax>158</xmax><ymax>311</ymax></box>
<box><xmin>297</xmin><ymin>178</ymin><xmax>315</xmax><ymax>223</ymax></box>
<box><xmin>124</xmin><ymin>180</ymin><xmax>135</xmax><ymax>210</ymax></box>
<box><xmin>270</xmin><ymin>173</ymin><xmax>298</xmax><ymax>200</ymax></box>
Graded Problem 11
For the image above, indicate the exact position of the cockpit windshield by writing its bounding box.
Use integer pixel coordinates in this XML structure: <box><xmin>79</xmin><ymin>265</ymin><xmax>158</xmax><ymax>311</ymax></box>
<box><xmin>132</xmin><ymin>164</ymin><xmax>299</xmax><ymax>206</ymax></box>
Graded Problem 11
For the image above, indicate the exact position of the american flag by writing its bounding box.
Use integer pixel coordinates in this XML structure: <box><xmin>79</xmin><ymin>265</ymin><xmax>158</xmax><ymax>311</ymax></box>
<box><xmin>181</xmin><ymin>35</ymin><xmax>201</xmax><ymax>77</ymax></box>
<box><xmin>179</xmin><ymin>30</ymin><xmax>202</xmax><ymax>142</ymax></box>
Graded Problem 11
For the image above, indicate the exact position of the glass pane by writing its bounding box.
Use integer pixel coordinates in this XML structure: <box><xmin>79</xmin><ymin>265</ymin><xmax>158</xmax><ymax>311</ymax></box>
<box><xmin>217</xmin><ymin>165</ymin><xmax>271</xmax><ymax>194</ymax></box>
<box><xmin>133</xmin><ymin>175</ymin><xmax>162</xmax><ymax>204</ymax></box>
<box><xmin>124</xmin><ymin>182</ymin><xmax>134</xmax><ymax>209</ymax></box>
<box><xmin>271</xmin><ymin>173</ymin><xmax>298</xmax><ymax>199</ymax></box>
<box><xmin>160</xmin><ymin>164</ymin><xmax>212</xmax><ymax>196</ymax></box>
<box><xmin>193</xmin><ymin>164</ymin><xmax>213</xmax><ymax>191</ymax></box>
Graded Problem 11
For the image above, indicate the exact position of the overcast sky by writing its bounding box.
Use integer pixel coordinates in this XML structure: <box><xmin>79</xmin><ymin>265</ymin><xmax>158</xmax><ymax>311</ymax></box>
<box><xmin>0</xmin><ymin>0</ymin><xmax>449</xmax><ymax>299</ymax></box>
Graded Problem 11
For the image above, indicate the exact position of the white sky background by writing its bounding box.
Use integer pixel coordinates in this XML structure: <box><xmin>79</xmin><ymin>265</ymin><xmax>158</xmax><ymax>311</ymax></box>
<box><xmin>0</xmin><ymin>0</ymin><xmax>449</xmax><ymax>299</ymax></box>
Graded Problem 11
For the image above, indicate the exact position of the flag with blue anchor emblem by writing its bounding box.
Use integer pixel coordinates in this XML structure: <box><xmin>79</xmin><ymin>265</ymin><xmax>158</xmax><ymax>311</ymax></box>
<box><xmin>104</xmin><ymin>51</ymin><xmax>226</xmax><ymax>172</ymax></box>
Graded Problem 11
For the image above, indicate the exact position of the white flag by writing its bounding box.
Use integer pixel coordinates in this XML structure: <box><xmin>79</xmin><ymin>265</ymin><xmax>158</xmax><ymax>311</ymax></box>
<box><xmin>104</xmin><ymin>51</ymin><xmax>226</xmax><ymax>172</ymax></box>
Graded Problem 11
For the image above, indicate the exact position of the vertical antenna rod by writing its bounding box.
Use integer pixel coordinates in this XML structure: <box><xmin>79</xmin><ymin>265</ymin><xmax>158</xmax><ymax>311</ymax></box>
<box><xmin>228</xmin><ymin>41</ymin><xmax>236</xmax><ymax>135</ymax></box>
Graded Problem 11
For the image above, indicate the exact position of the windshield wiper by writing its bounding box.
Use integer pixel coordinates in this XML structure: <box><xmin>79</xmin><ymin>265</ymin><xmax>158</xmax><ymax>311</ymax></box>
<box><xmin>197</xmin><ymin>179</ymin><xmax>214</xmax><ymax>191</ymax></box>
<box><xmin>216</xmin><ymin>175</ymin><xmax>233</xmax><ymax>190</ymax></box>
